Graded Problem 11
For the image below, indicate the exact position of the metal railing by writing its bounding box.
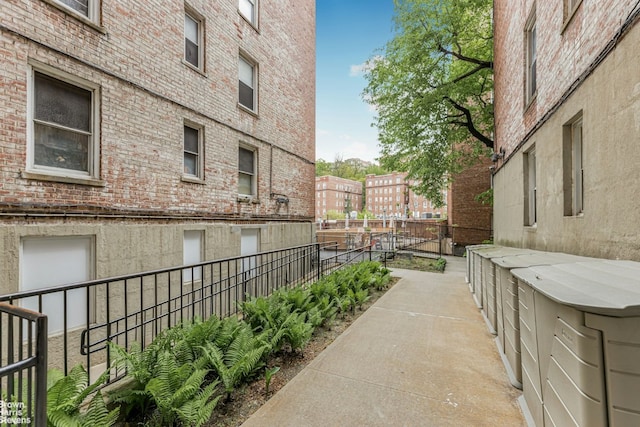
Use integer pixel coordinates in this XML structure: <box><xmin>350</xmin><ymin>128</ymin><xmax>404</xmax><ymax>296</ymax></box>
<box><xmin>0</xmin><ymin>303</ymin><xmax>47</xmax><ymax>427</ymax></box>
<box><xmin>394</xmin><ymin>222</ymin><xmax>443</xmax><ymax>256</ymax></box>
<box><xmin>0</xmin><ymin>242</ymin><xmax>379</xmax><ymax>392</ymax></box>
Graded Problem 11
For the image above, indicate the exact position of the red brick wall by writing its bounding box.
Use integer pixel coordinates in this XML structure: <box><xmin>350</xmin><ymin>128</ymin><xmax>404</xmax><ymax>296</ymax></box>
<box><xmin>448</xmin><ymin>157</ymin><xmax>493</xmax><ymax>246</ymax></box>
<box><xmin>0</xmin><ymin>0</ymin><xmax>315</xmax><ymax>219</ymax></box>
<box><xmin>493</xmin><ymin>0</ymin><xmax>637</xmax><ymax>162</ymax></box>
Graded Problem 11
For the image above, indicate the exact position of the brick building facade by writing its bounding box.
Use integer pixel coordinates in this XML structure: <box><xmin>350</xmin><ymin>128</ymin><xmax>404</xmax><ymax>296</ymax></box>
<box><xmin>315</xmin><ymin>175</ymin><xmax>363</xmax><ymax>219</ymax></box>
<box><xmin>0</xmin><ymin>1</ymin><xmax>315</xmax><ymax>296</ymax></box>
<box><xmin>492</xmin><ymin>0</ymin><xmax>640</xmax><ymax>260</ymax></box>
<box><xmin>365</xmin><ymin>172</ymin><xmax>446</xmax><ymax>219</ymax></box>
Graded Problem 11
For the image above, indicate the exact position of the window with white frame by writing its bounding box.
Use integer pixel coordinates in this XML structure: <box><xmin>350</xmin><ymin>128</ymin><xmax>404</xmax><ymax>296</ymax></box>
<box><xmin>183</xmin><ymin>230</ymin><xmax>203</xmax><ymax>282</ymax></box>
<box><xmin>53</xmin><ymin>0</ymin><xmax>100</xmax><ymax>23</ymax></box>
<box><xmin>239</xmin><ymin>55</ymin><xmax>257</xmax><ymax>111</ymax></box>
<box><xmin>239</xmin><ymin>0</ymin><xmax>257</xmax><ymax>26</ymax></box>
<box><xmin>563</xmin><ymin>114</ymin><xmax>584</xmax><ymax>216</ymax></box>
<box><xmin>524</xmin><ymin>146</ymin><xmax>537</xmax><ymax>226</ymax></box>
<box><xmin>525</xmin><ymin>10</ymin><xmax>537</xmax><ymax>104</ymax></box>
<box><xmin>21</xmin><ymin>236</ymin><xmax>94</xmax><ymax>335</ymax></box>
<box><xmin>241</xmin><ymin>228</ymin><xmax>259</xmax><ymax>280</ymax></box>
<box><xmin>183</xmin><ymin>123</ymin><xmax>203</xmax><ymax>179</ymax></box>
<box><xmin>238</xmin><ymin>145</ymin><xmax>256</xmax><ymax>196</ymax></box>
<box><xmin>29</xmin><ymin>67</ymin><xmax>99</xmax><ymax>179</ymax></box>
<box><xmin>184</xmin><ymin>10</ymin><xmax>203</xmax><ymax>69</ymax></box>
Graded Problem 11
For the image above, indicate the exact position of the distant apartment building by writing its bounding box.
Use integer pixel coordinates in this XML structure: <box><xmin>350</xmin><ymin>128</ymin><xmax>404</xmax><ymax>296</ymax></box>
<box><xmin>315</xmin><ymin>175</ymin><xmax>363</xmax><ymax>219</ymax></box>
<box><xmin>0</xmin><ymin>0</ymin><xmax>316</xmax><ymax>298</ymax></box>
<box><xmin>493</xmin><ymin>0</ymin><xmax>640</xmax><ymax>260</ymax></box>
<box><xmin>365</xmin><ymin>172</ymin><xmax>446</xmax><ymax>219</ymax></box>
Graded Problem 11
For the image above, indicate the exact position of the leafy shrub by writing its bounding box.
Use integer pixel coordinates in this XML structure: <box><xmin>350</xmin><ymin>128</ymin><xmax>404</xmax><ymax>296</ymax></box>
<box><xmin>110</xmin><ymin>317</ymin><xmax>229</xmax><ymax>424</ymax></box>
<box><xmin>199</xmin><ymin>320</ymin><xmax>270</xmax><ymax>400</ymax></box>
<box><xmin>47</xmin><ymin>365</ymin><xmax>119</xmax><ymax>427</ymax></box>
<box><xmin>434</xmin><ymin>258</ymin><xmax>447</xmax><ymax>272</ymax></box>
<box><xmin>144</xmin><ymin>351</ymin><xmax>220</xmax><ymax>427</ymax></box>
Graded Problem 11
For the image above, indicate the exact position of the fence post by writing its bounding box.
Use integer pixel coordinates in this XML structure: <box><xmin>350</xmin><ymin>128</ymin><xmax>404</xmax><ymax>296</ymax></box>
<box><xmin>316</xmin><ymin>243</ymin><xmax>321</xmax><ymax>280</ymax></box>
<box><xmin>35</xmin><ymin>315</ymin><xmax>48</xmax><ymax>427</ymax></box>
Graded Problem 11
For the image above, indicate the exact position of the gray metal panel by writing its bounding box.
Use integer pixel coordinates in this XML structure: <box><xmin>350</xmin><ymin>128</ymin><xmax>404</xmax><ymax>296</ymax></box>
<box><xmin>586</xmin><ymin>314</ymin><xmax>640</xmax><ymax>426</ymax></box>
<box><xmin>481</xmin><ymin>257</ymin><xmax>496</xmax><ymax>334</ymax></box>
<box><xmin>542</xmin><ymin>313</ymin><xmax>605</xmax><ymax>427</ymax></box>
<box><xmin>518</xmin><ymin>280</ymin><xmax>544</xmax><ymax>427</ymax></box>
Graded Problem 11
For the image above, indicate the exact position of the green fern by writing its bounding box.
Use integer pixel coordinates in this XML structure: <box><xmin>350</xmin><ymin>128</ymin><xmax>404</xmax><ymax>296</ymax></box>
<box><xmin>280</xmin><ymin>287</ymin><xmax>313</xmax><ymax>312</ymax></box>
<box><xmin>264</xmin><ymin>366</ymin><xmax>280</xmax><ymax>397</ymax></box>
<box><xmin>108</xmin><ymin>342</ymin><xmax>155</xmax><ymax>419</ymax></box>
<box><xmin>283</xmin><ymin>313</ymin><xmax>314</xmax><ymax>351</ymax></box>
<box><xmin>355</xmin><ymin>288</ymin><xmax>370</xmax><ymax>309</ymax></box>
<box><xmin>144</xmin><ymin>350</ymin><xmax>221</xmax><ymax>427</ymax></box>
<box><xmin>46</xmin><ymin>365</ymin><xmax>119</xmax><ymax>427</ymax></box>
<box><xmin>200</xmin><ymin>324</ymin><xmax>269</xmax><ymax>400</ymax></box>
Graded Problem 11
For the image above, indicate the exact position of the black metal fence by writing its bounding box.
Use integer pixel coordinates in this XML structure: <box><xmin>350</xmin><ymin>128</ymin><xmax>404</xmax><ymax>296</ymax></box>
<box><xmin>0</xmin><ymin>303</ymin><xmax>47</xmax><ymax>427</ymax></box>
<box><xmin>394</xmin><ymin>222</ymin><xmax>443</xmax><ymax>256</ymax></box>
<box><xmin>319</xmin><ymin>220</ymin><xmax>492</xmax><ymax>257</ymax></box>
<box><xmin>0</xmin><ymin>242</ymin><xmax>377</xmax><ymax>392</ymax></box>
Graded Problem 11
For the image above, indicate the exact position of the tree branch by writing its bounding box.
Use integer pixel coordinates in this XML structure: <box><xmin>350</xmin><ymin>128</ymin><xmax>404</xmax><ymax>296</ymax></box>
<box><xmin>448</xmin><ymin>64</ymin><xmax>489</xmax><ymax>85</ymax></box>
<box><xmin>437</xmin><ymin>44</ymin><xmax>493</xmax><ymax>69</ymax></box>
<box><xmin>443</xmin><ymin>97</ymin><xmax>493</xmax><ymax>148</ymax></box>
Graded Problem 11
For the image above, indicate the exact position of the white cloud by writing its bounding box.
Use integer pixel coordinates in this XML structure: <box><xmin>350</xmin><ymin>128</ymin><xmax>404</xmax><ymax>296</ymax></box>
<box><xmin>316</xmin><ymin>130</ymin><xmax>380</xmax><ymax>162</ymax></box>
<box><xmin>349</xmin><ymin>63</ymin><xmax>367</xmax><ymax>77</ymax></box>
<box><xmin>349</xmin><ymin>55</ymin><xmax>384</xmax><ymax>77</ymax></box>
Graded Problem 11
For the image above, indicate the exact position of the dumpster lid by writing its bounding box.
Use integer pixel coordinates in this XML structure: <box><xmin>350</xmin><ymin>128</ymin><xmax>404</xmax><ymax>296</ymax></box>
<box><xmin>492</xmin><ymin>252</ymin><xmax>595</xmax><ymax>269</ymax></box>
<box><xmin>511</xmin><ymin>260</ymin><xmax>640</xmax><ymax>316</ymax></box>
<box><xmin>473</xmin><ymin>246</ymin><xmax>540</xmax><ymax>260</ymax></box>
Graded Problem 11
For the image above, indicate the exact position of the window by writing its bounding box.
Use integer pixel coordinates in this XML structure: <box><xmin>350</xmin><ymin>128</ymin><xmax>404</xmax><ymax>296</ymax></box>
<box><xmin>53</xmin><ymin>0</ymin><xmax>100</xmax><ymax>23</ymax></box>
<box><xmin>29</xmin><ymin>67</ymin><xmax>99</xmax><ymax>180</ymax></box>
<box><xmin>184</xmin><ymin>10</ymin><xmax>203</xmax><ymax>69</ymax></box>
<box><xmin>241</xmin><ymin>228</ymin><xmax>259</xmax><ymax>281</ymax></box>
<box><xmin>239</xmin><ymin>146</ymin><xmax>256</xmax><ymax>196</ymax></box>
<box><xmin>183</xmin><ymin>123</ymin><xmax>203</xmax><ymax>179</ymax></box>
<box><xmin>239</xmin><ymin>56</ymin><xmax>257</xmax><ymax>111</ymax></box>
<box><xmin>524</xmin><ymin>147</ymin><xmax>537</xmax><ymax>226</ymax></box>
<box><xmin>563</xmin><ymin>0</ymin><xmax>582</xmax><ymax>23</ymax></box>
<box><xmin>239</xmin><ymin>0</ymin><xmax>257</xmax><ymax>26</ymax></box>
<box><xmin>525</xmin><ymin>10</ymin><xmax>537</xmax><ymax>104</ymax></box>
<box><xmin>21</xmin><ymin>236</ymin><xmax>93</xmax><ymax>334</ymax></box>
<box><xmin>183</xmin><ymin>230</ymin><xmax>203</xmax><ymax>283</ymax></box>
<box><xmin>563</xmin><ymin>114</ymin><xmax>584</xmax><ymax>216</ymax></box>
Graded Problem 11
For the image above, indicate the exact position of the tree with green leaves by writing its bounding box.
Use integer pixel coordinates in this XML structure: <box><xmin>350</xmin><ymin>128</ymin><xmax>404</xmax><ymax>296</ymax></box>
<box><xmin>363</xmin><ymin>0</ymin><xmax>493</xmax><ymax>206</ymax></box>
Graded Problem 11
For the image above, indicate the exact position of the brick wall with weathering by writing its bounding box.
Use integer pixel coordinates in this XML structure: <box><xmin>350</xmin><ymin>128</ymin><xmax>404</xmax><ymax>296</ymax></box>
<box><xmin>493</xmin><ymin>0</ymin><xmax>637</xmax><ymax>161</ymax></box>
<box><xmin>448</xmin><ymin>157</ymin><xmax>493</xmax><ymax>249</ymax></box>
<box><xmin>0</xmin><ymin>0</ymin><xmax>315</xmax><ymax>219</ymax></box>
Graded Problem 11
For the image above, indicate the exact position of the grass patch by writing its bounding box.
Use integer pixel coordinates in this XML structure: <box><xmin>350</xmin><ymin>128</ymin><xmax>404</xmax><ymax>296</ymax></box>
<box><xmin>385</xmin><ymin>255</ymin><xmax>446</xmax><ymax>272</ymax></box>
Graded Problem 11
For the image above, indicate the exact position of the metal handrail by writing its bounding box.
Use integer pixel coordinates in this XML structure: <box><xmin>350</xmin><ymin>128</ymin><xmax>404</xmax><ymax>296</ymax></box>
<box><xmin>0</xmin><ymin>303</ymin><xmax>48</xmax><ymax>427</ymax></box>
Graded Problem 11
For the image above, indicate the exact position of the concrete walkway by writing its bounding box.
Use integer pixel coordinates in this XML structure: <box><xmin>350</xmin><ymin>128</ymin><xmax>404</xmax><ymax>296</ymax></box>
<box><xmin>242</xmin><ymin>257</ymin><xmax>525</xmax><ymax>427</ymax></box>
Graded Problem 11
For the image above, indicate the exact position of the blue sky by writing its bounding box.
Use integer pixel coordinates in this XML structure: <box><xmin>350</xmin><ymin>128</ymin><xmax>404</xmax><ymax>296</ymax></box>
<box><xmin>316</xmin><ymin>0</ymin><xmax>396</xmax><ymax>163</ymax></box>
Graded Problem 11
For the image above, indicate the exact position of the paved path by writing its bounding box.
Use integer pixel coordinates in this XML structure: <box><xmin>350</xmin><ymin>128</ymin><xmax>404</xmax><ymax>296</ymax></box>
<box><xmin>242</xmin><ymin>257</ymin><xmax>525</xmax><ymax>426</ymax></box>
